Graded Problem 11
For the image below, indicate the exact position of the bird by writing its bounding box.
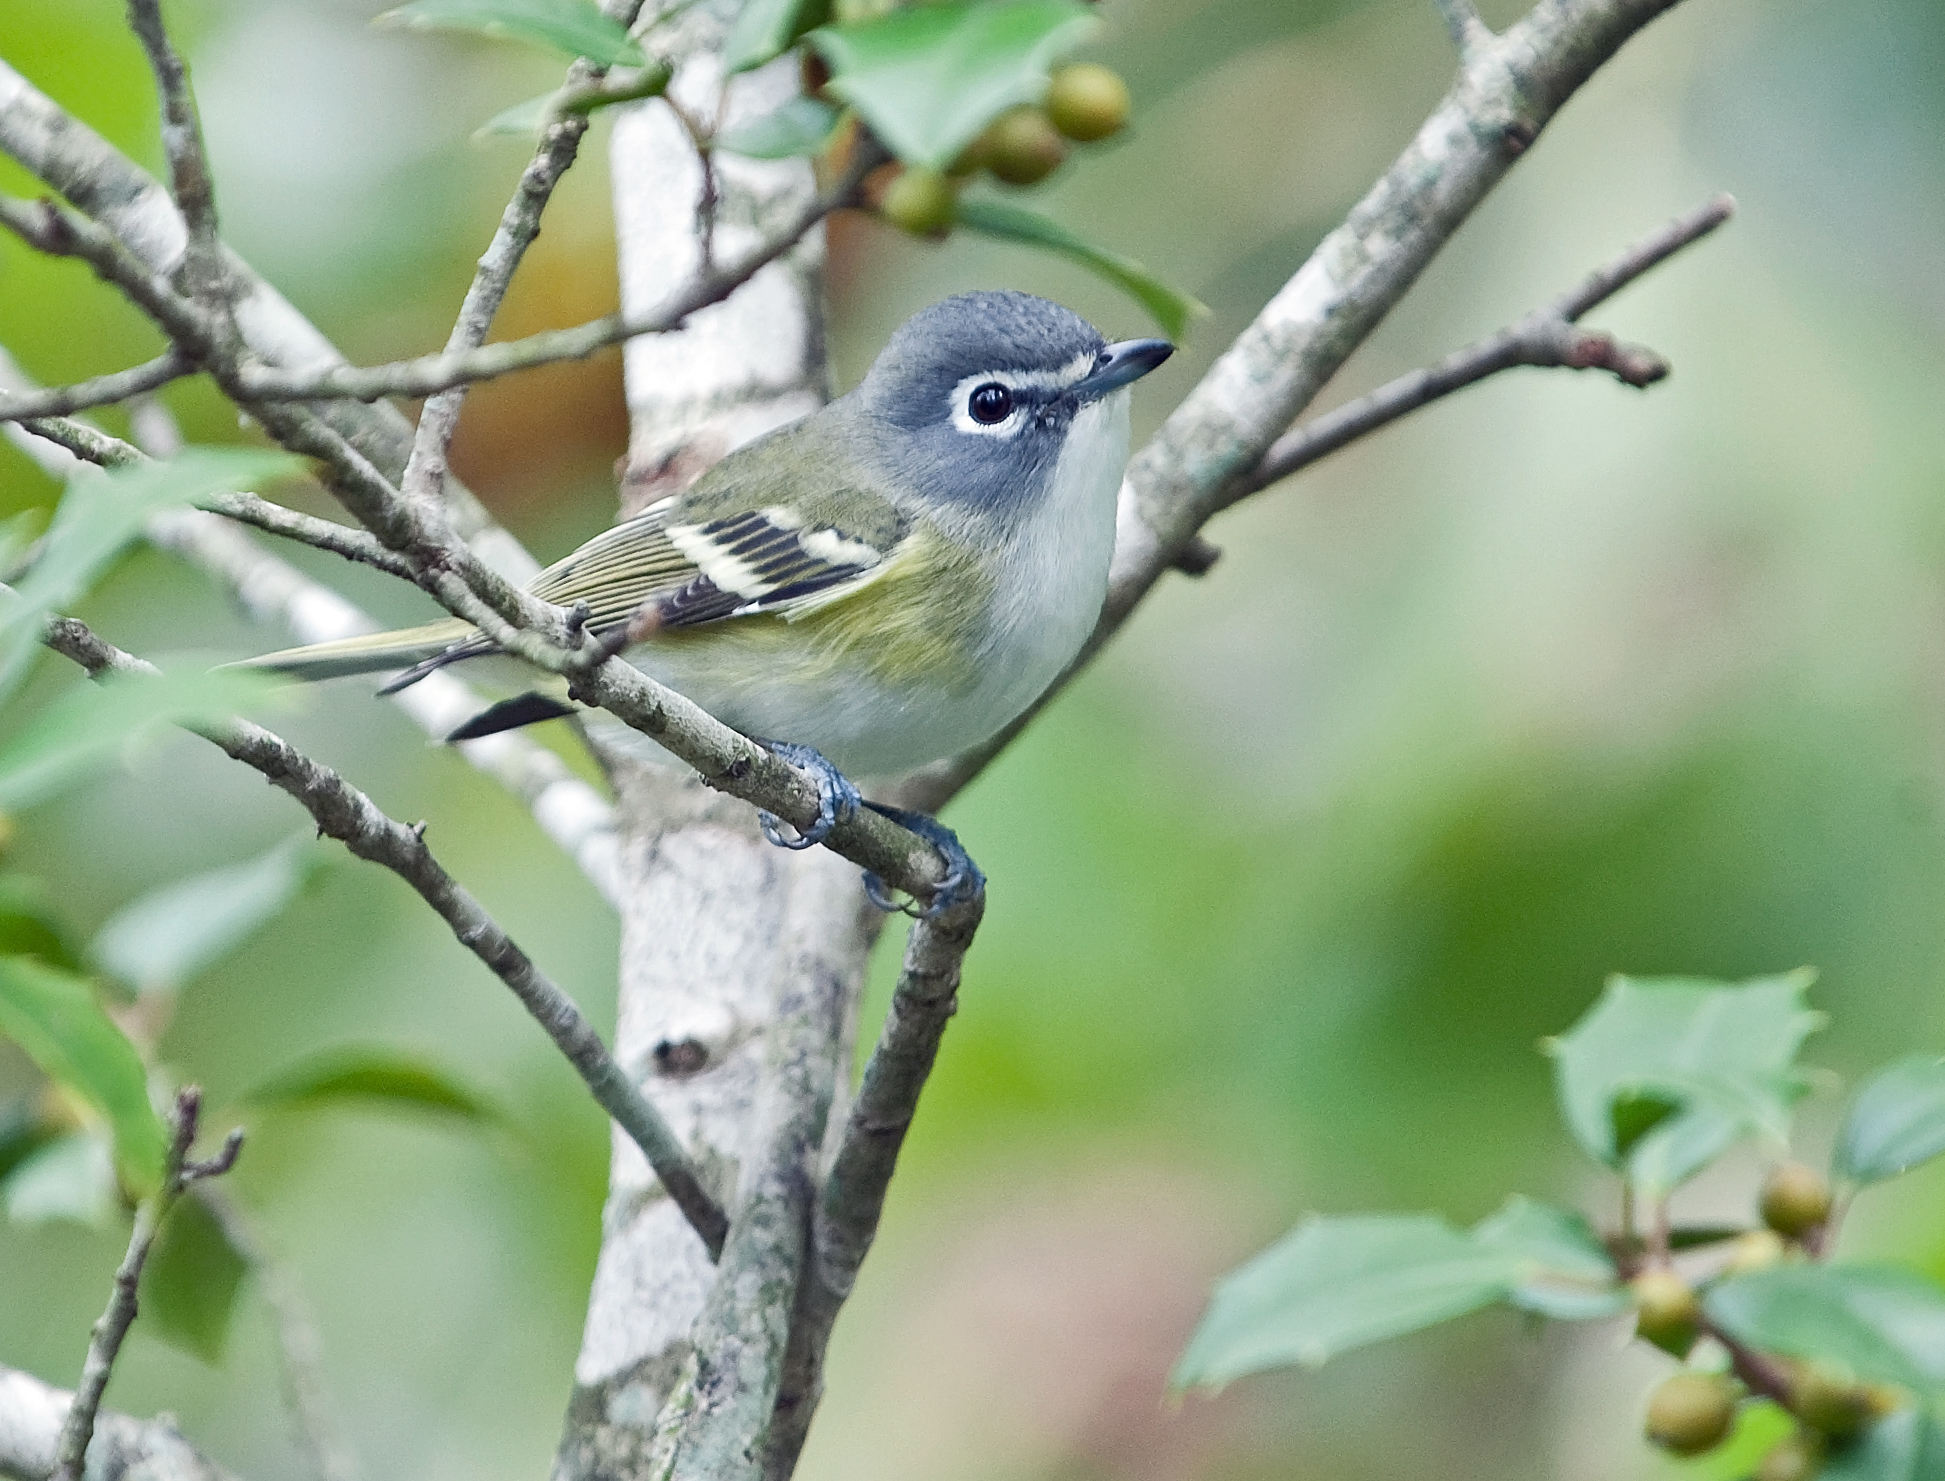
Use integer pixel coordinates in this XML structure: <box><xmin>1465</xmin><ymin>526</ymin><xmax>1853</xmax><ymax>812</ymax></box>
<box><xmin>237</xmin><ymin>290</ymin><xmax>1173</xmax><ymax>907</ymax></box>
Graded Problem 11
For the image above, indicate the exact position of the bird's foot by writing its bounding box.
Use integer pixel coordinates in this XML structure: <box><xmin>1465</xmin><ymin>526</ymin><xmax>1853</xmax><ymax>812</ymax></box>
<box><xmin>861</xmin><ymin>804</ymin><xmax>986</xmax><ymax>918</ymax></box>
<box><xmin>755</xmin><ymin>741</ymin><xmax>861</xmax><ymax>850</ymax></box>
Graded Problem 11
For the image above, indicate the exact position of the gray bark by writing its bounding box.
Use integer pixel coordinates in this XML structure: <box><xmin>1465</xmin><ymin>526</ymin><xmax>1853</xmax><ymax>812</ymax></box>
<box><xmin>553</xmin><ymin>10</ymin><xmax>868</xmax><ymax>1476</ymax></box>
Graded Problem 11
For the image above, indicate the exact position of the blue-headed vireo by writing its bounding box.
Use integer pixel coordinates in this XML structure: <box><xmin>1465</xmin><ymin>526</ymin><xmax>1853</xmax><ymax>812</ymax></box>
<box><xmin>239</xmin><ymin>291</ymin><xmax>1172</xmax><ymax>895</ymax></box>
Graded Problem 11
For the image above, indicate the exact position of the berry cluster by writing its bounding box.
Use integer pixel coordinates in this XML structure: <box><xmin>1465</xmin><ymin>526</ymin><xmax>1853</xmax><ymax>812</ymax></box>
<box><xmin>874</xmin><ymin>63</ymin><xmax>1133</xmax><ymax>234</ymax></box>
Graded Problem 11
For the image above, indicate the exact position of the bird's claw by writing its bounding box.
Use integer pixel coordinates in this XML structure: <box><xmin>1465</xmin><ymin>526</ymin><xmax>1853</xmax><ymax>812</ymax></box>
<box><xmin>861</xmin><ymin>804</ymin><xmax>985</xmax><ymax>918</ymax></box>
<box><xmin>755</xmin><ymin>741</ymin><xmax>860</xmax><ymax>850</ymax></box>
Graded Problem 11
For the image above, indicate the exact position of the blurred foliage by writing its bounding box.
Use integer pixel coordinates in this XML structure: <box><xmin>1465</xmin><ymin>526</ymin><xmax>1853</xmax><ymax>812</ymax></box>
<box><xmin>2</xmin><ymin>0</ymin><xmax>1944</xmax><ymax>1477</ymax></box>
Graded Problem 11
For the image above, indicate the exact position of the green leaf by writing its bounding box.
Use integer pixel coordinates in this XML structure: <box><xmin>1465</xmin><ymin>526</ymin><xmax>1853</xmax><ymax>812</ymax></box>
<box><xmin>0</xmin><ymin>957</ymin><xmax>165</xmax><ymax>1194</ymax></box>
<box><xmin>1822</xmin><ymin>1407</ymin><xmax>1945</xmax><ymax>1481</ymax></box>
<box><xmin>1172</xmin><ymin>1215</ymin><xmax>1521</xmax><ymax>1390</ymax></box>
<box><xmin>143</xmin><ymin>1190</ymin><xmax>250</xmax><ymax>1363</ymax></box>
<box><xmin>1706</xmin><ymin>1265</ymin><xmax>1945</xmax><ymax>1393</ymax></box>
<box><xmin>1471</xmin><ymin>1196</ymin><xmax>1627</xmax><ymax>1320</ymax></box>
<box><xmin>1546</xmin><ymin>970</ymin><xmax>1823</xmax><ymax>1192</ymax></box>
<box><xmin>1</xmin><ymin>1130</ymin><xmax>119</xmax><ymax>1226</ymax></box>
<box><xmin>716</xmin><ymin>97</ymin><xmax>842</xmax><ymax>159</ymax></box>
<box><xmin>0</xmin><ymin>663</ymin><xmax>283</xmax><ymax>813</ymax></box>
<box><xmin>810</xmin><ymin>0</ymin><xmax>1097</xmax><ymax>169</ymax></box>
<box><xmin>92</xmin><ymin>833</ymin><xmax>324</xmax><ymax>996</ymax></box>
<box><xmin>243</xmin><ymin>1045</ymin><xmax>506</xmax><ymax>1127</ymax></box>
<box><xmin>953</xmin><ymin>199</ymin><xmax>1206</xmax><ymax>342</ymax></box>
<box><xmin>0</xmin><ymin>876</ymin><xmax>81</xmax><ymax>971</ymax></box>
<box><xmin>0</xmin><ymin>447</ymin><xmax>303</xmax><ymax>705</ymax></box>
<box><xmin>376</xmin><ymin>0</ymin><xmax>647</xmax><ymax>65</ymax></box>
<box><xmin>1836</xmin><ymin>1057</ymin><xmax>1945</xmax><ymax>1185</ymax></box>
<box><xmin>724</xmin><ymin>0</ymin><xmax>829</xmax><ymax>73</ymax></box>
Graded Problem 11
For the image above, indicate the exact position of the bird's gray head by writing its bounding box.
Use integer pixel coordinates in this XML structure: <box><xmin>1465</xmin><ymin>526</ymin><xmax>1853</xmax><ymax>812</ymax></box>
<box><xmin>855</xmin><ymin>290</ymin><xmax>1172</xmax><ymax>518</ymax></box>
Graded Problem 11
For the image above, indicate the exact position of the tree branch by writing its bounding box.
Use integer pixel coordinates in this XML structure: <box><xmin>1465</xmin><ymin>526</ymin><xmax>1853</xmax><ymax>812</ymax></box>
<box><xmin>1433</xmin><ymin>0</ymin><xmax>1493</xmax><ymax>53</ymax></box>
<box><xmin>227</xmin><ymin>145</ymin><xmax>881</xmax><ymax>406</ymax></box>
<box><xmin>1230</xmin><ymin>192</ymin><xmax>1734</xmax><ymax>502</ymax></box>
<box><xmin>124</xmin><ymin>0</ymin><xmax>231</xmax><ymax>319</ymax></box>
<box><xmin>763</xmin><ymin>892</ymin><xmax>984</xmax><ymax>1479</ymax></box>
<box><xmin>16</xmin><ymin>413</ymin><xmax>419</xmax><ymax>580</ymax></box>
<box><xmin>0</xmin><ymin>55</ymin><xmax>532</xmax><ymax>569</ymax></box>
<box><xmin>0</xmin><ymin>352</ymin><xmax>189</xmax><ymax>423</ymax></box>
<box><xmin>0</xmin><ymin>1362</ymin><xmax>237</xmax><ymax>1481</ymax></box>
<box><xmin>42</xmin><ymin>615</ymin><xmax>731</xmax><ymax>1259</ymax></box>
<box><xmin>52</xmin><ymin>1088</ymin><xmax>241</xmax><ymax>1481</ymax></box>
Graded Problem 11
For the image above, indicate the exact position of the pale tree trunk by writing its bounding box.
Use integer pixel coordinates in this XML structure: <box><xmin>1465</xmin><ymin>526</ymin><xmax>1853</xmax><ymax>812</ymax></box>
<box><xmin>555</xmin><ymin>12</ymin><xmax>880</xmax><ymax>1476</ymax></box>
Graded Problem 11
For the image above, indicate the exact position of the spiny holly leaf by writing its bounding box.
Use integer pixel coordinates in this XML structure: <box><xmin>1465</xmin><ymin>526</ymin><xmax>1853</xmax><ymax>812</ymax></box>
<box><xmin>243</xmin><ymin>1045</ymin><xmax>508</xmax><ymax>1128</ymax></box>
<box><xmin>377</xmin><ymin>0</ymin><xmax>646</xmax><ymax>65</ymax></box>
<box><xmin>92</xmin><ymin>833</ymin><xmax>325</xmax><ymax>996</ymax></box>
<box><xmin>1706</xmin><ymin>1265</ymin><xmax>1945</xmax><ymax>1393</ymax></box>
<box><xmin>0</xmin><ymin>447</ymin><xmax>302</xmax><ymax>705</ymax></box>
<box><xmin>1836</xmin><ymin>1057</ymin><xmax>1945</xmax><ymax>1186</ymax></box>
<box><xmin>1821</xmin><ymin>1406</ymin><xmax>1945</xmax><ymax>1481</ymax></box>
<box><xmin>810</xmin><ymin>0</ymin><xmax>1097</xmax><ymax>170</ymax></box>
<box><xmin>716</xmin><ymin>97</ymin><xmax>843</xmax><ymax>159</ymax></box>
<box><xmin>0</xmin><ymin>957</ymin><xmax>165</xmax><ymax>1194</ymax></box>
<box><xmin>0</xmin><ymin>663</ymin><xmax>283</xmax><ymax>813</ymax></box>
<box><xmin>143</xmin><ymin>1189</ymin><xmax>250</xmax><ymax>1363</ymax></box>
<box><xmin>1</xmin><ymin>1130</ymin><xmax>120</xmax><ymax>1226</ymax></box>
<box><xmin>1546</xmin><ymin>970</ymin><xmax>1822</xmax><ymax>1192</ymax></box>
<box><xmin>724</xmin><ymin>0</ymin><xmax>830</xmax><ymax>74</ymax></box>
<box><xmin>1471</xmin><ymin>1196</ymin><xmax>1627</xmax><ymax>1320</ymax></box>
<box><xmin>1172</xmin><ymin>1215</ymin><xmax>1521</xmax><ymax>1390</ymax></box>
<box><xmin>954</xmin><ymin>198</ymin><xmax>1205</xmax><ymax>341</ymax></box>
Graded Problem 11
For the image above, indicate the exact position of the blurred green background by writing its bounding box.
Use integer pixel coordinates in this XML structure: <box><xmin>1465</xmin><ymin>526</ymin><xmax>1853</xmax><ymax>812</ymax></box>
<box><xmin>5</xmin><ymin>0</ymin><xmax>1945</xmax><ymax>1477</ymax></box>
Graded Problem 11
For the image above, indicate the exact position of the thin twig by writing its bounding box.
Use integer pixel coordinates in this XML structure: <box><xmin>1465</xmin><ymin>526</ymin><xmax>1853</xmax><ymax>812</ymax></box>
<box><xmin>1230</xmin><ymin>193</ymin><xmax>1734</xmax><ymax>503</ymax></box>
<box><xmin>663</xmin><ymin>91</ymin><xmax>721</xmax><ymax>272</ymax></box>
<box><xmin>0</xmin><ymin>351</ymin><xmax>189</xmax><ymax>422</ymax></box>
<box><xmin>196</xmin><ymin>1186</ymin><xmax>365</xmax><ymax>1481</ymax></box>
<box><xmin>42</xmin><ymin>615</ymin><xmax>732</xmax><ymax>1259</ymax></box>
<box><xmin>18</xmin><ymin>414</ymin><xmax>420</xmax><ymax>580</ymax></box>
<box><xmin>0</xmin><ymin>54</ymin><xmax>534</xmax><ymax>559</ymax></box>
<box><xmin>1433</xmin><ymin>0</ymin><xmax>1492</xmax><ymax>52</ymax></box>
<box><xmin>52</xmin><ymin>1087</ymin><xmax>241</xmax><ymax>1481</ymax></box>
<box><xmin>400</xmin><ymin>86</ymin><xmax>603</xmax><ymax>531</ymax></box>
<box><xmin>125</xmin><ymin>0</ymin><xmax>233</xmax><ymax>318</ymax></box>
<box><xmin>765</xmin><ymin>893</ymin><xmax>984</xmax><ymax>1478</ymax></box>
<box><xmin>229</xmin><ymin>145</ymin><xmax>881</xmax><ymax>404</ymax></box>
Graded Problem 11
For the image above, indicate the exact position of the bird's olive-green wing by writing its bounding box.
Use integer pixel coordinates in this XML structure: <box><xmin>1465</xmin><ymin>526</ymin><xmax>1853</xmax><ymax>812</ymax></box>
<box><xmin>527</xmin><ymin>425</ymin><xmax>910</xmax><ymax>633</ymax></box>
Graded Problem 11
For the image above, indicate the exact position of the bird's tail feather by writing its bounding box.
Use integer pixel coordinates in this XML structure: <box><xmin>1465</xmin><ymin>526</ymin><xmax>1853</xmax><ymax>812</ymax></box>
<box><xmin>228</xmin><ymin>618</ymin><xmax>477</xmax><ymax>684</ymax></box>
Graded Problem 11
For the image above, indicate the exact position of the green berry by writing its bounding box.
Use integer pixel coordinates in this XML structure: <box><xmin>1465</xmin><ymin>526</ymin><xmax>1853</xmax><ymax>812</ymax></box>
<box><xmin>879</xmin><ymin>167</ymin><xmax>956</xmax><ymax>236</ymax></box>
<box><xmin>1724</xmin><ymin>1228</ymin><xmax>1788</xmax><ymax>1275</ymax></box>
<box><xmin>1631</xmin><ymin>1270</ymin><xmax>1701</xmax><ymax>1357</ymax></box>
<box><xmin>1790</xmin><ymin>1365</ymin><xmax>1874</xmax><ymax>1438</ymax></box>
<box><xmin>1645</xmin><ymin>1372</ymin><xmax>1738</xmax><ymax>1456</ymax></box>
<box><xmin>1761</xmin><ymin>1162</ymin><xmax>1834</xmax><ymax>1240</ymax></box>
<box><xmin>1756</xmin><ymin>1431</ymin><xmax>1823</xmax><ymax>1481</ymax></box>
<box><xmin>979</xmin><ymin>106</ymin><xmax>1066</xmax><ymax>185</ymax></box>
<box><xmin>1045</xmin><ymin>63</ymin><xmax>1131</xmax><ymax>142</ymax></box>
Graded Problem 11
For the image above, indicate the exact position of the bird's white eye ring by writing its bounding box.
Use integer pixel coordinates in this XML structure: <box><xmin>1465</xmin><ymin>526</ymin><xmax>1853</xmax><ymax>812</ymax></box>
<box><xmin>968</xmin><ymin>382</ymin><xmax>1013</xmax><ymax>424</ymax></box>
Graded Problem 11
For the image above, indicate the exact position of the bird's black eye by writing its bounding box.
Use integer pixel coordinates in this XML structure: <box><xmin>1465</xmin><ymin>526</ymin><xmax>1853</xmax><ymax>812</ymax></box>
<box><xmin>968</xmin><ymin>382</ymin><xmax>1013</xmax><ymax>425</ymax></box>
